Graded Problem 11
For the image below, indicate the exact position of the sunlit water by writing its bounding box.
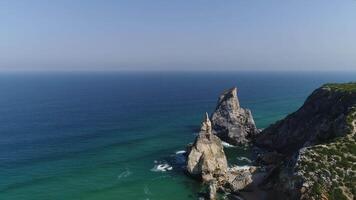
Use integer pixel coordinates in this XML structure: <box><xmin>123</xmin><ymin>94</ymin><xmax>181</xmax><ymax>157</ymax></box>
<box><xmin>0</xmin><ymin>71</ymin><xmax>354</xmax><ymax>200</ymax></box>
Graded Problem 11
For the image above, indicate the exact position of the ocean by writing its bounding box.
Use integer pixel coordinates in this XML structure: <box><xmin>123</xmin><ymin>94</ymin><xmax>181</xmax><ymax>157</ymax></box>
<box><xmin>0</xmin><ymin>71</ymin><xmax>355</xmax><ymax>200</ymax></box>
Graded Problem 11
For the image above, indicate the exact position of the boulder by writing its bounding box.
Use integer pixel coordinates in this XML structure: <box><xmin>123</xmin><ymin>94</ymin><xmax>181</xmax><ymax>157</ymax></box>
<box><xmin>226</xmin><ymin>166</ymin><xmax>257</xmax><ymax>191</ymax></box>
<box><xmin>211</xmin><ymin>87</ymin><xmax>259</xmax><ymax>145</ymax></box>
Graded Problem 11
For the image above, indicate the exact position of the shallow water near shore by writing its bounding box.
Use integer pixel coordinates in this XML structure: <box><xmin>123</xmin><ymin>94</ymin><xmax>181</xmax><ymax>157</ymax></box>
<box><xmin>0</xmin><ymin>71</ymin><xmax>355</xmax><ymax>200</ymax></box>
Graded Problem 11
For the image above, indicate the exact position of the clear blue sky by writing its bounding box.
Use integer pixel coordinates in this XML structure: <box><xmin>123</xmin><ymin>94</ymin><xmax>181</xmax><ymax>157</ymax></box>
<box><xmin>1</xmin><ymin>0</ymin><xmax>356</xmax><ymax>71</ymax></box>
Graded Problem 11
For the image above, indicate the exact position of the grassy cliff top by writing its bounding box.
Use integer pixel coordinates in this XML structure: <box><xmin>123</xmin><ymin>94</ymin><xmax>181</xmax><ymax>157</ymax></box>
<box><xmin>323</xmin><ymin>82</ymin><xmax>356</xmax><ymax>92</ymax></box>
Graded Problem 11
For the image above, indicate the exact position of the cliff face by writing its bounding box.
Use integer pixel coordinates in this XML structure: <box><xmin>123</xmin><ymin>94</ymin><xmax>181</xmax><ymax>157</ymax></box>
<box><xmin>255</xmin><ymin>83</ymin><xmax>356</xmax><ymax>154</ymax></box>
<box><xmin>211</xmin><ymin>87</ymin><xmax>259</xmax><ymax>145</ymax></box>
<box><xmin>255</xmin><ymin>83</ymin><xmax>356</xmax><ymax>200</ymax></box>
<box><xmin>294</xmin><ymin>101</ymin><xmax>355</xmax><ymax>200</ymax></box>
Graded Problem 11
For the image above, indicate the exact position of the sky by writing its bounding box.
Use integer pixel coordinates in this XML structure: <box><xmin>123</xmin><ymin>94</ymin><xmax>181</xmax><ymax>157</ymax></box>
<box><xmin>1</xmin><ymin>0</ymin><xmax>356</xmax><ymax>71</ymax></box>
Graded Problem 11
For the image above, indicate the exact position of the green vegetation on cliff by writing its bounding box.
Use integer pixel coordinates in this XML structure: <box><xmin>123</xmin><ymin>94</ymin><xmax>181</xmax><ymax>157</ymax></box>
<box><xmin>324</xmin><ymin>82</ymin><xmax>356</xmax><ymax>92</ymax></box>
<box><xmin>296</xmin><ymin>129</ymin><xmax>356</xmax><ymax>200</ymax></box>
<box><xmin>295</xmin><ymin>85</ymin><xmax>356</xmax><ymax>200</ymax></box>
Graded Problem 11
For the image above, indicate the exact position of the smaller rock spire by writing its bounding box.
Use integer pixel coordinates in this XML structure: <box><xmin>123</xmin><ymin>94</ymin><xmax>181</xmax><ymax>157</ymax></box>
<box><xmin>201</xmin><ymin>112</ymin><xmax>212</xmax><ymax>133</ymax></box>
<box><xmin>205</xmin><ymin>112</ymin><xmax>210</xmax><ymax>122</ymax></box>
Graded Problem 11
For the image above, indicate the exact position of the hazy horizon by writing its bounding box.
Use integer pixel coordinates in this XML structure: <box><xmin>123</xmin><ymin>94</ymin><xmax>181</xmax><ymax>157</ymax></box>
<box><xmin>1</xmin><ymin>0</ymin><xmax>356</xmax><ymax>71</ymax></box>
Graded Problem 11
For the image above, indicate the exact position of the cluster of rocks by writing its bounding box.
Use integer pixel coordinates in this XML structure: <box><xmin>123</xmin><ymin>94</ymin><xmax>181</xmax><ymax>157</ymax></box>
<box><xmin>186</xmin><ymin>87</ymin><xmax>261</xmax><ymax>199</ymax></box>
<box><xmin>254</xmin><ymin>83</ymin><xmax>356</xmax><ymax>200</ymax></box>
<box><xmin>186</xmin><ymin>112</ymin><xmax>258</xmax><ymax>199</ymax></box>
<box><xmin>184</xmin><ymin>83</ymin><xmax>356</xmax><ymax>200</ymax></box>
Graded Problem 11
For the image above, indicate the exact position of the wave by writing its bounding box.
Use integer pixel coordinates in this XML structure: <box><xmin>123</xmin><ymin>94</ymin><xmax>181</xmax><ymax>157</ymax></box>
<box><xmin>117</xmin><ymin>168</ymin><xmax>132</xmax><ymax>179</ymax></box>
<box><xmin>151</xmin><ymin>161</ymin><xmax>173</xmax><ymax>172</ymax></box>
<box><xmin>229</xmin><ymin>165</ymin><xmax>252</xmax><ymax>171</ymax></box>
<box><xmin>222</xmin><ymin>141</ymin><xmax>235</xmax><ymax>148</ymax></box>
<box><xmin>174</xmin><ymin>150</ymin><xmax>186</xmax><ymax>165</ymax></box>
<box><xmin>236</xmin><ymin>157</ymin><xmax>252</xmax><ymax>163</ymax></box>
<box><xmin>175</xmin><ymin>150</ymin><xmax>186</xmax><ymax>154</ymax></box>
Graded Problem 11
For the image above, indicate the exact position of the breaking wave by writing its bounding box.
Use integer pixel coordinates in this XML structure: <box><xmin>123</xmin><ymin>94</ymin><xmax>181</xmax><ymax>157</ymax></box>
<box><xmin>222</xmin><ymin>141</ymin><xmax>235</xmax><ymax>148</ymax></box>
<box><xmin>236</xmin><ymin>156</ymin><xmax>252</xmax><ymax>163</ymax></box>
<box><xmin>151</xmin><ymin>161</ymin><xmax>173</xmax><ymax>172</ymax></box>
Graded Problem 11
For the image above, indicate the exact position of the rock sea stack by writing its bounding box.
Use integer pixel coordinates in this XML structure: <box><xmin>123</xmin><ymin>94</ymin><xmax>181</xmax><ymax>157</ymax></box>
<box><xmin>211</xmin><ymin>87</ymin><xmax>259</xmax><ymax>145</ymax></box>
<box><xmin>186</xmin><ymin>112</ymin><xmax>260</xmax><ymax>199</ymax></box>
<box><xmin>186</xmin><ymin>113</ymin><xmax>228</xmax><ymax>183</ymax></box>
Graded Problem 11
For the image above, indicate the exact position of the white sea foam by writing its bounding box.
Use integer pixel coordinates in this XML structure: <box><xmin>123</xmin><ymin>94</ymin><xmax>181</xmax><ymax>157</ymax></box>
<box><xmin>238</xmin><ymin>165</ymin><xmax>251</xmax><ymax>170</ymax></box>
<box><xmin>151</xmin><ymin>163</ymin><xmax>173</xmax><ymax>172</ymax></box>
<box><xmin>229</xmin><ymin>165</ymin><xmax>251</xmax><ymax>171</ymax></box>
<box><xmin>222</xmin><ymin>141</ymin><xmax>235</xmax><ymax>148</ymax></box>
<box><xmin>175</xmin><ymin>150</ymin><xmax>186</xmax><ymax>164</ymax></box>
<box><xmin>175</xmin><ymin>150</ymin><xmax>186</xmax><ymax>154</ymax></box>
<box><xmin>117</xmin><ymin>168</ymin><xmax>132</xmax><ymax>179</ymax></box>
<box><xmin>236</xmin><ymin>156</ymin><xmax>252</xmax><ymax>163</ymax></box>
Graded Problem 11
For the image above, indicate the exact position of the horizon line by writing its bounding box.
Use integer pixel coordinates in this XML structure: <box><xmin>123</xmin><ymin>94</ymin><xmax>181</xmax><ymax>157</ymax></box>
<box><xmin>0</xmin><ymin>68</ymin><xmax>356</xmax><ymax>73</ymax></box>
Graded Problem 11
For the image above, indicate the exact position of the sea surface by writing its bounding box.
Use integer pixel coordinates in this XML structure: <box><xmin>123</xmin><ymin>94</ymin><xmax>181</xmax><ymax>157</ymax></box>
<box><xmin>0</xmin><ymin>71</ymin><xmax>355</xmax><ymax>200</ymax></box>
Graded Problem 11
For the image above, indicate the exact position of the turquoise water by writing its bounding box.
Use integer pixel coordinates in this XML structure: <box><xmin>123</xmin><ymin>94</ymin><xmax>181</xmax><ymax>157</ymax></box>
<box><xmin>0</xmin><ymin>71</ymin><xmax>355</xmax><ymax>200</ymax></box>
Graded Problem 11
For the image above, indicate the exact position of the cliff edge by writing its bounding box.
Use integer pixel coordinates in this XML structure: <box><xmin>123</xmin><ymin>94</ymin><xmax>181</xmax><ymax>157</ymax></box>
<box><xmin>256</xmin><ymin>83</ymin><xmax>356</xmax><ymax>200</ymax></box>
<box><xmin>256</xmin><ymin>83</ymin><xmax>356</xmax><ymax>154</ymax></box>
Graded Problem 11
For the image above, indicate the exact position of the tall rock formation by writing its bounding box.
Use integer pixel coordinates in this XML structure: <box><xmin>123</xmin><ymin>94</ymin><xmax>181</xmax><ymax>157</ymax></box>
<box><xmin>186</xmin><ymin>113</ymin><xmax>257</xmax><ymax>199</ymax></box>
<box><xmin>211</xmin><ymin>87</ymin><xmax>259</xmax><ymax>145</ymax></box>
<box><xmin>186</xmin><ymin>113</ymin><xmax>228</xmax><ymax>183</ymax></box>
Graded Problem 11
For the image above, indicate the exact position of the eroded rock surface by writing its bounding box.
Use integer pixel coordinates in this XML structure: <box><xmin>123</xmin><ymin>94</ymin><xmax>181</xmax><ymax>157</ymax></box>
<box><xmin>186</xmin><ymin>83</ymin><xmax>356</xmax><ymax>200</ymax></box>
<box><xmin>255</xmin><ymin>84</ymin><xmax>356</xmax><ymax>154</ymax></box>
<box><xmin>211</xmin><ymin>87</ymin><xmax>259</xmax><ymax>145</ymax></box>
<box><xmin>186</xmin><ymin>113</ymin><xmax>260</xmax><ymax>199</ymax></box>
<box><xmin>226</xmin><ymin>166</ymin><xmax>257</xmax><ymax>191</ymax></box>
<box><xmin>186</xmin><ymin>113</ymin><xmax>228</xmax><ymax>183</ymax></box>
<box><xmin>255</xmin><ymin>83</ymin><xmax>356</xmax><ymax>200</ymax></box>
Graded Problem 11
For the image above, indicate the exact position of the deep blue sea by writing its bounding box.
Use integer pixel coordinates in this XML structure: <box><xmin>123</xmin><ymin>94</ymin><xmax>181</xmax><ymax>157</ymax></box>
<box><xmin>0</xmin><ymin>71</ymin><xmax>355</xmax><ymax>200</ymax></box>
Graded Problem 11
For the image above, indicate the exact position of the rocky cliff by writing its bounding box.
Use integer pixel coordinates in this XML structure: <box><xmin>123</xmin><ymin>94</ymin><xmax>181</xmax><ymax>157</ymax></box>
<box><xmin>255</xmin><ymin>83</ymin><xmax>356</xmax><ymax>154</ymax></box>
<box><xmin>211</xmin><ymin>87</ymin><xmax>259</xmax><ymax>145</ymax></box>
<box><xmin>255</xmin><ymin>83</ymin><xmax>356</xmax><ymax>200</ymax></box>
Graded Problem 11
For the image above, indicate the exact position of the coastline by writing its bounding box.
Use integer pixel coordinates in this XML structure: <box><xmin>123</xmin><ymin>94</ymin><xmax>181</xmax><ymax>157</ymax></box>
<box><xmin>1</xmin><ymin>73</ymin><xmax>355</xmax><ymax>200</ymax></box>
